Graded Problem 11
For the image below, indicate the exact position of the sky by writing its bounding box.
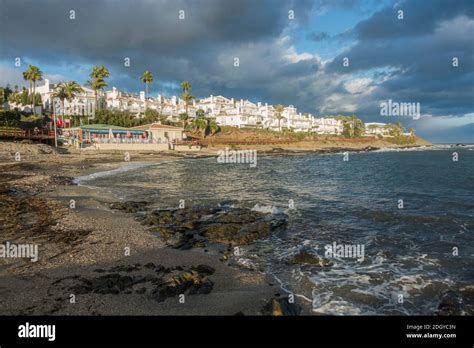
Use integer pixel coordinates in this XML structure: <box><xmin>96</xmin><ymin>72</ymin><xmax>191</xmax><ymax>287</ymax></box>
<box><xmin>0</xmin><ymin>0</ymin><xmax>473</xmax><ymax>143</ymax></box>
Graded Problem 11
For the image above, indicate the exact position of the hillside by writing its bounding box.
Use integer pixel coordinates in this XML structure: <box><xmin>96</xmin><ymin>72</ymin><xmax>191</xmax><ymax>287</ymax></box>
<box><xmin>196</xmin><ymin>126</ymin><xmax>431</xmax><ymax>152</ymax></box>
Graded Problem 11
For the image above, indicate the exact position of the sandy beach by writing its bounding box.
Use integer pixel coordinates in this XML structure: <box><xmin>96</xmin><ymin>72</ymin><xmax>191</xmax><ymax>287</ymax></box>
<box><xmin>0</xmin><ymin>138</ymin><xmax>432</xmax><ymax>315</ymax></box>
<box><xmin>0</xmin><ymin>142</ymin><xmax>314</xmax><ymax>315</ymax></box>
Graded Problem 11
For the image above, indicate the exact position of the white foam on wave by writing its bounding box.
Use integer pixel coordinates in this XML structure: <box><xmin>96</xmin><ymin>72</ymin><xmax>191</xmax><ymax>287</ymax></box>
<box><xmin>312</xmin><ymin>300</ymin><xmax>364</xmax><ymax>315</ymax></box>
<box><xmin>251</xmin><ymin>203</ymin><xmax>282</xmax><ymax>214</ymax></box>
<box><xmin>372</xmin><ymin>144</ymin><xmax>474</xmax><ymax>153</ymax></box>
<box><xmin>372</xmin><ymin>146</ymin><xmax>434</xmax><ymax>153</ymax></box>
<box><xmin>73</xmin><ymin>162</ymin><xmax>155</xmax><ymax>185</ymax></box>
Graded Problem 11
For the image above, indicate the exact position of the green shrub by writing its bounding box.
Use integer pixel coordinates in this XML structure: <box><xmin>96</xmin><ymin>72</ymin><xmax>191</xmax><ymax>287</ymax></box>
<box><xmin>0</xmin><ymin>110</ymin><xmax>22</xmax><ymax>127</ymax></box>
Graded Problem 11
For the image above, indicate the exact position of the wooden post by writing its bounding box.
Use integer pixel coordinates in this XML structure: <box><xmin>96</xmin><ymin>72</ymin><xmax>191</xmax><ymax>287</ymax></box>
<box><xmin>53</xmin><ymin>103</ymin><xmax>58</xmax><ymax>148</ymax></box>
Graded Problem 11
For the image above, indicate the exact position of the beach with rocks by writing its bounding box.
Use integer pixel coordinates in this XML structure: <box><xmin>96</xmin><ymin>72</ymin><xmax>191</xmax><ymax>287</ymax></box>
<box><xmin>0</xmin><ymin>141</ymin><xmax>309</xmax><ymax>315</ymax></box>
<box><xmin>2</xmin><ymin>140</ymin><xmax>468</xmax><ymax>316</ymax></box>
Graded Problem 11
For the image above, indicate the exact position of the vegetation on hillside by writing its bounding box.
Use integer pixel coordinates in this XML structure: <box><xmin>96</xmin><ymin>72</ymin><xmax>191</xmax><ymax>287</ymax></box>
<box><xmin>335</xmin><ymin>115</ymin><xmax>365</xmax><ymax>138</ymax></box>
<box><xmin>0</xmin><ymin>110</ymin><xmax>48</xmax><ymax>128</ymax></box>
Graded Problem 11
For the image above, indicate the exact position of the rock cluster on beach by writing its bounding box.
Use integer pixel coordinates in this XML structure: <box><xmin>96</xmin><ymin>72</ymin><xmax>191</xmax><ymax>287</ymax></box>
<box><xmin>50</xmin><ymin>262</ymin><xmax>216</xmax><ymax>305</ymax></box>
<box><xmin>261</xmin><ymin>297</ymin><xmax>302</xmax><ymax>316</ymax></box>
<box><xmin>110</xmin><ymin>202</ymin><xmax>287</xmax><ymax>250</ymax></box>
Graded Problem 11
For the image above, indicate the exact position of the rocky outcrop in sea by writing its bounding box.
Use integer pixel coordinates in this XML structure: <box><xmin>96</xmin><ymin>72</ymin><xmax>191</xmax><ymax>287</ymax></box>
<box><xmin>111</xmin><ymin>202</ymin><xmax>288</xmax><ymax>251</ymax></box>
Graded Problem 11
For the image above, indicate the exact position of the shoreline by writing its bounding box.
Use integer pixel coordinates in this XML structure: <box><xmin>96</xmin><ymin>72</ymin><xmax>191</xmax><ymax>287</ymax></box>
<box><xmin>0</xmin><ymin>145</ymin><xmax>310</xmax><ymax>315</ymax></box>
<box><xmin>0</xmin><ymin>139</ymin><xmax>464</xmax><ymax>316</ymax></box>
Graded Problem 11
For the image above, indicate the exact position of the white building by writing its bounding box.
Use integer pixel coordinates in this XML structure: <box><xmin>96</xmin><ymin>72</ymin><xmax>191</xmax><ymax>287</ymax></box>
<box><xmin>25</xmin><ymin>81</ymin><xmax>351</xmax><ymax>134</ymax></box>
<box><xmin>365</xmin><ymin>122</ymin><xmax>390</xmax><ymax>136</ymax></box>
<box><xmin>312</xmin><ymin>118</ymin><xmax>344</xmax><ymax>135</ymax></box>
<box><xmin>28</xmin><ymin>79</ymin><xmax>98</xmax><ymax>117</ymax></box>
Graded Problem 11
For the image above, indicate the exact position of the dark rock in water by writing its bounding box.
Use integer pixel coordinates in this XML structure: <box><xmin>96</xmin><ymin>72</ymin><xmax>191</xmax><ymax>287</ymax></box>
<box><xmin>261</xmin><ymin>298</ymin><xmax>301</xmax><ymax>316</ymax></box>
<box><xmin>137</xmin><ymin>205</ymin><xmax>288</xmax><ymax>249</ymax></box>
<box><xmin>289</xmin><ymin>251</ymin><xmax>333</xmax><ymax>267</ymax></box>
<box><xmin>437</xmin><ymin>291</ymin><xmax>465</xmax><ymax>315</ymax></box>
<box><xmin>204</xmin><ymin>220</ymin><xmax>273</xmax><ymax>245</ymax></box>
<box><xmin>110</xmin><ymin>201</ymin><xmax>149</xmax><ymax>213</ymax></box>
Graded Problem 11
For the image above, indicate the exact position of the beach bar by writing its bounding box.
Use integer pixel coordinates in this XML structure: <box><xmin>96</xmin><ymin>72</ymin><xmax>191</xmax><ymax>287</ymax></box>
<box><xmin>66</xmin><ymin>123</ymin><xmax>191</xmax><ymax>151</ymax></box>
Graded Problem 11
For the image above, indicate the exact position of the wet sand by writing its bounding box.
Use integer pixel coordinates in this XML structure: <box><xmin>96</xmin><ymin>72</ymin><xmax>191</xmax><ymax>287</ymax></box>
<box><xmin>0</xmin><ymin>137</ymin><xmax>432</xmax><ymax>315</ymax></box>
<box><xmin>0</xmin><ymin>143</ymin><xmax>304</xmax><ymax>315</ymax></box>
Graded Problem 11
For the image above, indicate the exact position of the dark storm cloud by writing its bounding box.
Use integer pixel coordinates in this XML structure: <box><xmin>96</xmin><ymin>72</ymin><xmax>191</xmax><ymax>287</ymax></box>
<box><xmin>0</xmin><ymin>0</ymin><xmax>317</xmax><ymax>98</ymax></box>
<box><xmin>325</xmin><ymin>0</ymin><xmax>474</xmax><ymax>119</ymax></box>
<box><xmin>0</xmin><ymin>0</ymin><xmax>308</xmax><ymax>59</ymax></box>
<box><xmin>0</xmin><ymin>0</ymin><xmax>472</xmax><ymax>135</ymax></box>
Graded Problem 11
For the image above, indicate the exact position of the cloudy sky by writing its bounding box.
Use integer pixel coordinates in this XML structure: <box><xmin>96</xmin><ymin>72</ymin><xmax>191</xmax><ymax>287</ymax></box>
<box><xmin>0</xmin><ymin>0</ymin><xmax>473</xmax><ymax>142</ymax></box>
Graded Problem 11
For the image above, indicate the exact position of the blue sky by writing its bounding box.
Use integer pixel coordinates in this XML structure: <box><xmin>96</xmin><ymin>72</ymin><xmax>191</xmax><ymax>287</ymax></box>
<box><xmin>0</xmin><ymin>0</ymin><xmax>473</xmax><ymax>143</ymax></box>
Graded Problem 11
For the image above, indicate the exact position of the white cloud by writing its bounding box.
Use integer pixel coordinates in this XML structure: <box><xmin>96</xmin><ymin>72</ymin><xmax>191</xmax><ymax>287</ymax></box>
<box><xmin>416</xmin><ymin>114</ymin><xmax>474</xmax><ymax>131</ymax></box>
<box><xmin>0</xmin><ymin>63</ymin><xmax>67</xmax><ymax>88</ymax></box>
<box><xmin>0</xmin><ymin>64</ymin><xmax>27</xmax><ymax>88</ymax></box>
<box><xmin>344</xmin><ymin>78</ymin><xmax>374</xmax><ymax>94</ymax></box>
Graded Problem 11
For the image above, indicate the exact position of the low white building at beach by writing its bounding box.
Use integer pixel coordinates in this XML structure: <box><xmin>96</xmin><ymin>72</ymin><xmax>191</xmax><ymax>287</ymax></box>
<box><xmin>365</xmin><ymin>122</ymin><xmax>390</xmax><ymax>136</ymax></box>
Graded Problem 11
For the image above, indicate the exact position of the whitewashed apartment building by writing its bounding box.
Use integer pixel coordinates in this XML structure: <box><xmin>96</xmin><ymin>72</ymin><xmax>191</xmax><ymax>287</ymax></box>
<box><xmin>25</xmin><ymin>82</ymin><xmax>344</xmax><ymax>134</ymax></box>
<box><xmin>25</xmin><ymin>79</ymin><xmax>98</xmax><ymax>117</ymax></box>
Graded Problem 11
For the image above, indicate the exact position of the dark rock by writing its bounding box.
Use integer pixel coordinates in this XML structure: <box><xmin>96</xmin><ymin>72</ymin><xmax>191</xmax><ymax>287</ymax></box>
<box><xmin>110</xmin><ymin>201</ymin><xmax>149</xmax><ymax>213</ymax></box>
<box><xmin>58</xmin><ymin>263</ymin><xmax>215</xmax><ymax>303</ymax></box>
<box><xmin>144</xmin><ymin>262</ymin><xmax>156</xmax><ymax>269</ymax></box>
<box><xmin>289</xmin><ymin>251</ymin><xmax>333</xmax><ymax>267</ymax></box>
<box><xmin>151</xmin><ymin>270</ymin><xmax>214</xmax><ymax>302</ymax></box>
<box><xmin>261</xmin><ymin>298</ymin><xmax>301</xmax><ymax>316</ymax></box>
<box><xmin>191</xmin><ymin>264</ymin><xmax>215</xmax><ymax>276</ymax></box>
<box><xmin>437</xmin><ymin>291</ymin><xmax>465</xmax><ymax>315</ymax></box>
<box><xmin>129</xmin><ymin>204</ymin><xmax>287</xmax><ymax>249</ymax></box>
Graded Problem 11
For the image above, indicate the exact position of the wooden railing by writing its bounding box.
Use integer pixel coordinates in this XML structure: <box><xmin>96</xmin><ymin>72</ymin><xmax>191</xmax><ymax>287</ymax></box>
<box><xmin>0</xmin><ymin>127</ymin><xmax>54</xmax><ymax>140</ymax></box>
<box><xmin>0</xmin><ymin>127</ymin><xmax>26</xmax><ymax>138</ymax></box>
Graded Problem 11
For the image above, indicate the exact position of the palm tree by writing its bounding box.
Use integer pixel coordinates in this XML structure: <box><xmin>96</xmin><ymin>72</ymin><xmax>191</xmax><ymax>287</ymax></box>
<box><xmin>64</xmin><ymin>81</ymin><xmax>84</xmax><ymax>125</ymax></box>
<box><xmin>274</xmin><ymin>104</ymin><xmax>285</xmax><ymax>131</ymax></box>
<box><xmin>180</xmin><ymin>81</ymin><xmax>191</xmax><ymax>94</ymax></box>
<box><xmin>23</xmin><ymin>68</ymin><xmax>33</xmax><ymax>108</ymax></box>
<box><xmin>23</xmin><ymin>65</ymin><xmax>43</xmax><ymax>114</ymax></box>
<box><xmin>193</xmin><ymin>117</ymin><xmax>208</xmax><ymax>138</ymax></box>
<box><xmin>63</xmin><ymin>81</ymin><xmax>84</xmax><ymax>102</ymax></box>
<box><xmin>51</xmin><ymin>83</ymin><xmax>67</xmax><ymax>116</ymax></box>
<box><xmin>141</xmin><ymin>71</ymin><xmax>153</xmax><ymax>99</ymax></box>
<box><xmin>88</xmin><ymin>65</ymin><xmax>109</xmax><ymax>112</ymax></box>
<box><xmin>180</xmin><ymin>81</ymin><xmax>193</xmax><ymax>114</ymax></box>
<box><xmin>179</xmin><ymin>112</ymin><xmax>189</xmax><ymax>129</ymax></box>
<box><xmin>209</xmin><ymin>120</ymin><xmax>220</xmax><ymax>135</ymax></box>
<box><xmin>50</xmin><ymin>83</ymin><xmax>68</xmax><ymax>148</ymax></box>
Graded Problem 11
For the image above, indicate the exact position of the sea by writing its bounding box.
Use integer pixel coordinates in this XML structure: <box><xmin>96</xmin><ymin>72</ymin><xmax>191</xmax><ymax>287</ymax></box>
<box><xmin>75</xmin><ymin>145</ymin><xmax>474</xmax><ymax>315</ymax></box>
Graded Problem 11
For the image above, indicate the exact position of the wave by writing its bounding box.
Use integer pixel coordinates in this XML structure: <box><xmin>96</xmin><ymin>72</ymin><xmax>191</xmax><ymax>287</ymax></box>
<box><xmin>372</xmin><ymin>144</ymin><xmax>474</xmax><ymax>153</ymax></box>
<box><xmin>372</xmin><ymin>146</ymin><xmax>435</xmax><ymax>153</ymax></box>
<box><xmin>251</xmin><ymin>203</ymin><xmax>283</xmax><ymax>214</ymax></box>
<box><xmin>73</xmin><ymin>162</ymin><xmax>155</xmax><ymax>185</ymax></box>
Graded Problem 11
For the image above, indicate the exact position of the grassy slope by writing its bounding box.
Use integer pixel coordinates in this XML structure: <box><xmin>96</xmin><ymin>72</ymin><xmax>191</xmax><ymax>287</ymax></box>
<box><xmin>198</xmin><ymin>126</ymin><xmax>431</xmax><ymax>151</ymax></box>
